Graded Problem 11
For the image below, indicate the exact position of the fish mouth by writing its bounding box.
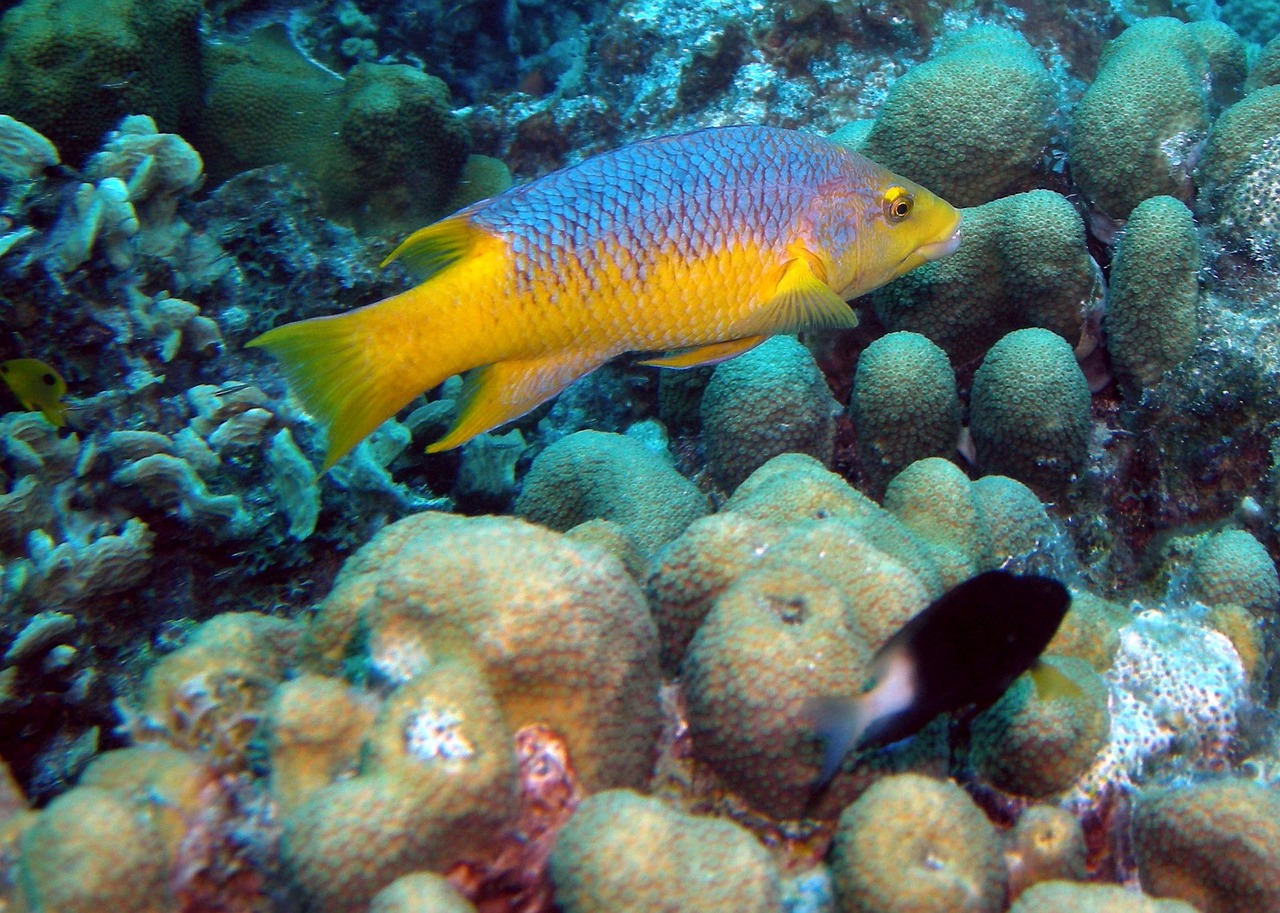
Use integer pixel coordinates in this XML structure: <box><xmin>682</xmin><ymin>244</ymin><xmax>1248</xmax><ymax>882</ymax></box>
<box><xmin>917</xmin><ymin>223</ymin><xmax>963</xmax><ymax>262</ymax></box>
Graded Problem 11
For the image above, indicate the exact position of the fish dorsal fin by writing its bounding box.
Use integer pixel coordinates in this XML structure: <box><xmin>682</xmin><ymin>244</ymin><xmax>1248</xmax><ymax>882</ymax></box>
<box><xmin>761</xmin><ymin>246</ymin><xmax>859</xmax><ymax>334</ymax></box>
<box><xmin>637</xmin><ymin>335</ymin><xmax>767</xmax><ymax>369</ymax></box>
<box><xmin>381</xmin><ymin>216</ymin><xmax>486</xmax><ymax>279</ymax></box>
<box><xmin>1029</xmin><ymin>659</ymin><xmax>1083</xmax><ymax>703</ymax></box>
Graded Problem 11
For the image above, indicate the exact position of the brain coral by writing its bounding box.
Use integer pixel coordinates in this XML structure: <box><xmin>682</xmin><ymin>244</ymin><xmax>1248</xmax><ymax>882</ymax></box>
<box><xmin>0</xmin><ymin>0</ymin><xmax>202</xmax><ymax>163</ymax></box>
<box><xmin>830</xmin><ymin>773</ymin><xmax>1006</xmax><ymax>913</ymax></box>
<box><xmin>850</xmin><ymin>331</ymin><xmax>961</xmax><ymax>496</ymax></box>
<box><xmin>549</xmin><ymin>789</ymin><xmax>781</xmax><ymax>913</ymax></box>
<box><xmin>969</xmin><ymin>655</ymin><xmax>1110</xmax><ymax>798</ymax></box>
<box><xmin>514</xmin><ymin>429</ymin><xmax>709</xmax><ymax>557</ymax></box>
<box><xmin>871</xmin><ymin>190</ymin><xmax>1097</xmax><ymax>366</ymax></box>
<box><xmin>1133</xmin><ymin>779</ymin><xmax>1280</xmax><ymax>913</ymax></box>
<box><xmin>300</xmin><ymin>512</ymin><xmax>662</xmax><ymax>792</ymax></box>
<box><xmin>1105</xmin><ymin>196</ymin><xmax>1200</xmax><ymax>395</ymax></box>
<box><xmin>1069</xmin><ymin>18</ymin><xmax>1211</xmax><ymax>219</ymax></box>
<box><xmin>969</xmin><ymin>328</ymin><xmax>1092</xmax><ymax>493</ymax></box>
<box><xmin>700</xmin><ymin>335</ymin><xmax>841</xmax><ymax>493</ymax></box>
<box><xmin>863</xmin><ymin>27</ymin><xmax>1053</xmax><ymax>208</ymax></box>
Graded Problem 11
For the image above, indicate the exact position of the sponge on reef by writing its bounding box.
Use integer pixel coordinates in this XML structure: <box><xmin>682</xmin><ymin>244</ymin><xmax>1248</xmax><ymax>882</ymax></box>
<box><xmin>862</xmin><ymin>27</ymin><xmax>1053</xmax><ymax>208</ymax></box>
<box><xmin>871</xmin><ymin>190</ymin><xmax>1097</xmax><ymax>366</ymax></box>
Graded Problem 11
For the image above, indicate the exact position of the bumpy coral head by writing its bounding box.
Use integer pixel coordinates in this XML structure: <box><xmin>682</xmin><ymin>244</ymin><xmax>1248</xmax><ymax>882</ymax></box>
<box><xmin>822</xmin><ymin>154</ymin><xmax>963</xmax><ymax>300</ymax></box>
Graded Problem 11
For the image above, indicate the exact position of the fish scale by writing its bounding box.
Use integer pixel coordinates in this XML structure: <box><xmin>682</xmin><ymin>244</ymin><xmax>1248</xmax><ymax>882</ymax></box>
<box><xmin>249</xmin><ymin>125</ymin><xmax>962</xmax><ymax>469</ymax></box>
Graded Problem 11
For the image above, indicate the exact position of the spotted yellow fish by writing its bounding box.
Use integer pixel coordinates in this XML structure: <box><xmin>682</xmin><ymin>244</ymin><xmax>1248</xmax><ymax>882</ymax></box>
<box><xmin>250</xmin><ymin>125</ymin><xmax>962</xmax><ymax>470</ymax></box>
<box><xmin>1</xmin><ymin>358</ymin><xmax>68</xmax><ymax>427</ymax></box>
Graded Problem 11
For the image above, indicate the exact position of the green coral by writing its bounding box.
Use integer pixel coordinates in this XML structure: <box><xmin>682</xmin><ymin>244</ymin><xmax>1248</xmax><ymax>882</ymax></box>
<box><xmin>700</xmin><ymin>336</ymin><xmax>840</xmax><ymax>493</ymax></box>
<box><xmin>549</xmin><ymin>789</ymin><xmax>781</xmax><ymax>913</ymax></box>
<box><xmin>1134</xmin><ymin>779</ymin><xmax>1280</xmax><ymax>913</ymax></box>
<box><xmin>830</xmin><ymin>773</ymin><xmax>1006</xmax><ymax>913</ymax></box>
<box><xmin>969</xmin><ymin>328</ymin><xmax>1092</xmax><ymax>493</ymax></box>
<box><xmin>871</xmin><ymin>190</ymin><xmax>1096</xmax><ymax>366</ymax></box>
<box><xmin>1197</xmin><ymin>85</ymin><xmax>1280</xmax><ymax>200</ymax></box>
<box><xmin>1187</xmin><ymin>528</ymin><xmax>1280</xmax><ymax>616</ymax></box>
<box><xmin>882</xmin><ymin>457</ymin><xmax>982</xmax><ymax>588</ymax></box>
<box><xmin>1219</xmin><ymin>0</ymin><xmax>1280</xmax><ymax>45</ymax></box>
<box><xmin>1247</xmin><ymin>35</ymin><xmax>1280</xmax><ymax>94</ymax></box>
<box><xmin>513</xmin><ymin>430</ymin><xmax>710</xmax><ymax>557</ymax></box>
<box><xmin>1196</xmin><ymin>87</ymin><xmax>1280</xmax><ymax>265</ymax></box>
<box><xmin>0</xmin><ymin>0</ymin><xmax>203</xmax><ymax>163</ymax></box>
<box><xmin>1069</xmin><ymin>18</ymin><xmax>1211</xmax><ymax>219</ymax></box>
<box><xmin>1185</xmin><ymin>21</ymin><xmax>1247</xmax><ymax>112</ymax></box>
<box><xmin>969</xmin><ymin>655</ymin><xmax>1110</xmax><ymax>798</ymax></box>
<box><xmin>1105</xmin><ymin>196</ymin><xmax>1200</xmax><ymax>395</ymax></box>
<box><xmin>850</xmin><ymin>332</ymin><xmax>961</xmax><ymax>496</ymax></box>
<box><xmin>199</xmin><ymin>25</ymin><xmax>470</xmax><ymax>231</ymax></box>
<box><xmin>862</xmin><ymin>26</ymin><xmax>1053</xmax><ymax>208</ymax></box>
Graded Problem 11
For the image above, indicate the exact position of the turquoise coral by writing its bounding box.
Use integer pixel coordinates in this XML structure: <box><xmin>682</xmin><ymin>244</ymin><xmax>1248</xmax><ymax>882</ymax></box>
<box><xmin>700</xmin><ymin>335</ymin><xmax>840</xmax><ymax>492</ymax></box>
<box><xmin>862</xmin><ymin>27</ymin><xmax>1053</xmax><ymax>208</ymax></box>
<box><xmin>968</xmin><ymin>328</ymin><xmax>1092</xmax><ymax>493</ymax></box>
<box><xmin>1187</xmin><ymin>528</ymin><xmax>1280</xmax><ymax>617</ymax></box>
<box><xmin>850</xmin><ymin>332</ymin><xmax>960</xmax><ymax>496</ymax></box>
<box><xmin>1105</xmin><ymin>196</ymin><xmax>1200</xmax><ymax>395</ymax></box>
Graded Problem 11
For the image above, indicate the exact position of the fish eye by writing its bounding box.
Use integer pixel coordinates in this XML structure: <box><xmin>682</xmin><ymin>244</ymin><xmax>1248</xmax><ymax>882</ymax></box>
<box><xmin>41</xmin><ymin>373</ymin><xmax>56</xmax><ymax>386</ymax></box>
<box><xmin>883</xmin><ymin>187</ymin><xmax>914</xmax><ymax>223</ymax></box>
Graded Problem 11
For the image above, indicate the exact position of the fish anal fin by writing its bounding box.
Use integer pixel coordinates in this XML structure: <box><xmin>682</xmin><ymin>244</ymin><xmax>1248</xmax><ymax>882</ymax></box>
<box><xmin>1029</xmin><ymin>659</ymin><xmax>1083</xmax><ymax>703</ymax></box>
<box><xmin>382</xmin><ymin>216</ymin><xmax>493</xmax><ymax>279</ymax></box>
<box><xmin>762</xmin><ymin>248</ymin><xmax>859</xmax><ymax>334</ymax></box>
<box><xmin>637</xmin><ymin>335</ymin><xmax>767</xmax><ymax>369</ymax></box>
<box><xmin>428</xmin><ymin>350</ymin><xmax>605</xmax><ymax>453</ymax></box>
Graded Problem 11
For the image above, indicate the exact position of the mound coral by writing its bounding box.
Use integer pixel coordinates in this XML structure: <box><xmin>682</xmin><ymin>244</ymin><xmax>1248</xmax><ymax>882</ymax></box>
<box><xmin>871</xmin><ymin>190</ymin><xmax>1098</xmax><ymax>366</ymax></box>
<box><xmin>369</xmin><ymin>873</ymin><xmax>476</xmax><ymax>913</ymax></box>
<box><xmin>1105</xmin><ymin>196</ymin><xmax>1200</xmax><ymax>395</ymax></box>
<box><xmin>830</xmin><ymin>773</ymin><xmax>1006</xmax><ymax>913</ymax></box>
<box><xmin>968</xmin><ymin>328</ymin><xmax>1092</xmax><ymax>493</ymax></box>
<box><xmin>548</xmin><ymin>789</ymin><xmax>781</xmax><ymax>913</ymax></box>
<box><xmin>514</xmin><ymin>430</ymin><xmax>709</xmax><ymax>557</ymax></box>
<box><xmin>300</xmin><ymin>512</ymin><xmax>662</xmax><ymax>792</ymax></box>
<box><xmin>0</xmin><ymin>0</ymin><xmax>202</xmax><ymax>163</ymax></box>
<box><xmin>969</xmin><ymin>655</ymin><xmax>1110</xmax><ymax>798</ymax></box>
<box><xmin>1247</xmin><ymin>35</ymin><xmax>1280</xmax><ymax>94</ymax></box>
<box><xmin>1069</xmin><ymin>18</ymin><xmax>1212</xmax><ymax>220</ymax></box>
<box><xmin>1009</xmin><ymin>881</ymin><xmax>1199</xmax><ymax>913</ymax></box>
<box><xmin>700</xmin><ymin>335</ymin><xmax>841</xmax><ymax>492</ymax></box>
<box><xmin>1134</xmin><ymin>779</ymin><xmax>1280</xmax><ymax>913</ymax></box>
<box><xmin>1004</xmin><ymin>806</ymin><xmax>1086</xmax><ymax>900</ymax></box>
<box><xmin>863</xmin><ymin>27</ymin><xmax>1053</xmax><ymax>208</ymax></box>
<box><xmin>850</xmin><ymin>332</ymin><xmax>960</xmax><ymax>496</ymax></box>
<box><xmin>1187</xmin><ymin>528</ymin><xmax>1280</xmax><ymax>617</ymax></box>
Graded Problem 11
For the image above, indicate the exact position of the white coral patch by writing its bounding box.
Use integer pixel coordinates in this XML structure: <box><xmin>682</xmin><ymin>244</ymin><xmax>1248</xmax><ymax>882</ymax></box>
<box><xmin>404</xmin><ymin>704</ymin><xmax>475</xmax><ymax>762</ymax></box>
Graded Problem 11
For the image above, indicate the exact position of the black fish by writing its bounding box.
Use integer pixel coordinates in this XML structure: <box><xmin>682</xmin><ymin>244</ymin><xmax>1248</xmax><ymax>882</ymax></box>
<box><xmin>807</xmin><ymin>569</ymin><xmax>1071</xmax><ymax>786</ymax></box>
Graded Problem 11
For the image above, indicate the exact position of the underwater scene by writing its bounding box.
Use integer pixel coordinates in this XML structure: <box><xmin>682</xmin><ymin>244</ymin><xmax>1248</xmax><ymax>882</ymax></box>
<box><xmin>3</xmin><ymin>0</ymin><xmax>1280</xmax><ymax>909</ymax></box>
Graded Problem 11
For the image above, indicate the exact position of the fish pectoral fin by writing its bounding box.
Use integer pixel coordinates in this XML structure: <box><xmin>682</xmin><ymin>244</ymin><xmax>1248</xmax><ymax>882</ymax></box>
<box><xmin>1029</xmin><ymin>659</ymin><xmax>1083</xmax><ymax>703</ymax></box>
<box><xmin>637</xmin><ymin>335</ymin><xmax>767</xmax><ymax>369</ymax></box>
<box><xmin>761</xmin><ymin>252</ymin><xmax>860</xmax><ymax>334</ymax></box>
<box><xmin>381</xmin><ymin>216</ymin><xmax>491</xmax><ymax>279</ymax></box>
<box><xmin>427</xmin><ymin>350</ymin><xmax>606</xmax><ymax>453</ymax></box>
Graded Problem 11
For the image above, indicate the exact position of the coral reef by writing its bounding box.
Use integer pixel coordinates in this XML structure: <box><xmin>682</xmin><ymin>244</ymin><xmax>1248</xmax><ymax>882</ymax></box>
<box><xmin>870</xmin><ymin>191</ymin><xmax>1099</xmax><ymax>366</ymax></box>
<box><xmin>1009</xmin><ymin>881</ymin><xmax>1199</xmax><ymax>913</ymax></box>
<box><xmin>1003</xmin><ymin>805</ymin><xmax>1087</xmax><ymax>900</ymax></box>
<box><xmin>548</xmin><ymin>789</ymin><xmax>781</xmax><ymax>913</ymax></box>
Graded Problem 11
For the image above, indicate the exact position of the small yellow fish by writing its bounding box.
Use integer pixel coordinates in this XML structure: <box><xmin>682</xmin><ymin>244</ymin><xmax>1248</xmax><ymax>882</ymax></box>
<box><xmin>250</xmin><ymin>125</ymin><xmax>962</xmax><ymax>470</ymax></box>
<box><xmin>1</xmin><ymin>357</ymin><xmax>68</xmax><ymax>427</ymax></box>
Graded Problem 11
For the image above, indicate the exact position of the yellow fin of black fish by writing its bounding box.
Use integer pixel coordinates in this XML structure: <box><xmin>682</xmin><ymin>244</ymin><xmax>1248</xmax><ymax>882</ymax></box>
<box><xmin>762</xmin><ymin>253</ymin><xmax>860</xmax><ymax>333</ymax></box>
<box><xmin>427</xmin><ymin>350</ymin><xmax>607</xmax><ymax>453</ymax></box>
<box><xmin>1029</xmin><ymin>659</ymin><xmax>1083</xmax><ymax>703</ymax></box>
<box><xmin>381</xmin><ymin>215</ymin><xmax>485</xmax><ymax>279</ymax></box>
<box><xmin>637</xmin><ymin>335</ymin><xmax>767</xmax><ymax>369</ymax></box>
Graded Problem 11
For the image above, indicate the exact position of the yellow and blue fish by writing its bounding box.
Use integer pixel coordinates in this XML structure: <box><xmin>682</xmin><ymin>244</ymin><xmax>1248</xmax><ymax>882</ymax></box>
<box><xmin>1</xmin><ymin>357</ymin><xmax>68</xmax><ymax>427</ymax></box>
<box><xmin>250</xmin><ymin>125</ymin><xmax>962</xmax><ymax>469</ymax></box>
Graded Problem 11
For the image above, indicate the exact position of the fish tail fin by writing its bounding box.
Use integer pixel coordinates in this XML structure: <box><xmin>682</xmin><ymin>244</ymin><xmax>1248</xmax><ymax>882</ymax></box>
<box><xmin>805</xmin><ymin>694</ymin><xmax>869</xmax><ymax>787</ymax></box>
<box><xmin>248</xmin><ymin>291</ymin><xmax>461</xmax><ymax>472</ymax></box>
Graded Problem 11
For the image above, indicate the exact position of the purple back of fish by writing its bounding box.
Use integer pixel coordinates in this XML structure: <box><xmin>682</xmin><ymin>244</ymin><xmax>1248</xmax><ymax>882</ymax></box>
<box><xmin>467</xmin><ymin>126</ymin><xmax>878</xmax><ymax>284</ymax></box>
